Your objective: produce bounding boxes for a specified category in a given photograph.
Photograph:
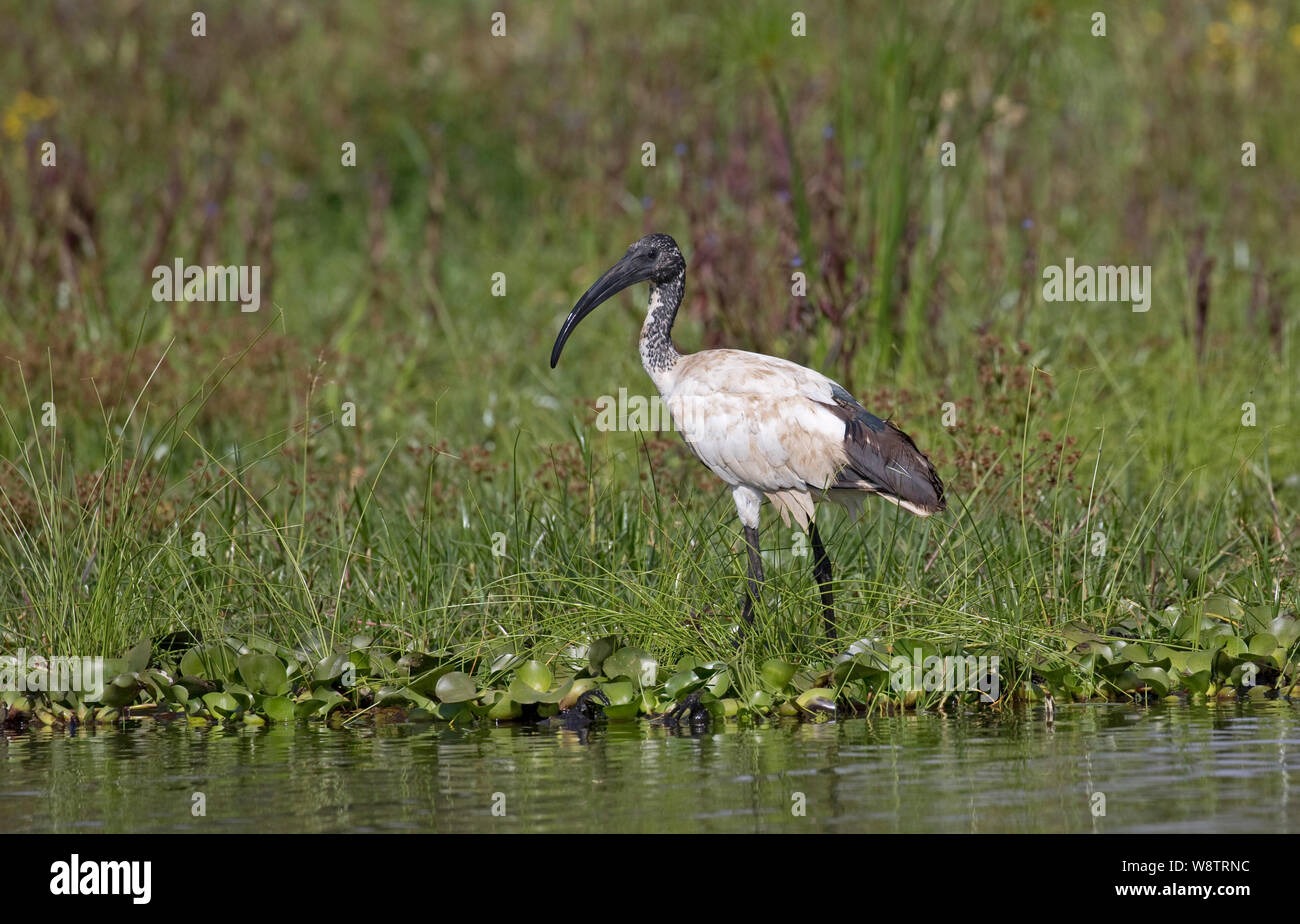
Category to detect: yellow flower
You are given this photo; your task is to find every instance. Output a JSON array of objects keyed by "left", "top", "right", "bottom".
[
  {"left": 2, "top": 91, "right": 59, "bottom": 141},
  {"left": 1289, "top": 24, "right": 1300, "bottom": 49},
  {"left": 1229, "top": 1, "right": 1254, "bottom": 27},
  {"left": 1207, "top": 22, "right": 1231, "bottom": 45}
]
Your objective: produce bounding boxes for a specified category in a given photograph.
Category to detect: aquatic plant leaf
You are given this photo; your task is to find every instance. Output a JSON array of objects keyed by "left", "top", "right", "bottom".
[
  {"left": 760, "top": 658, "right": 797, "bottom": 691},
  {"left": 181, "top": 643, "right": 237, "bottom": 680},
  {"left": 517, "top": 660, "right": 553, "bottom": 692},
  {"left": 795, "top": 687, "right": 836, "bottom": 714},
  {"left": 1133, "top": 667, "right": 1171, "bottom": 696},
  {"left": 586, "top": 636, "right": 618, "bottom": 675},
  {"left": 100, "top": 674, "right": 141, "bottom": 708},
  {"left": 601, "top": 702, "right": 639, "bottom": 720},
  {"left": 125, "top": 638, "right": 152, "bottom": 674},
  {"left": 237, "top": 654, "right": 289, "bottom": 694},
  {"left": 600, "top": 681, "right": 636, "bottom": 706},
  {"left": 1269, "top": 615, "right": 1300, "bottom": 648},
  {"left": 663, "top": 668, "right": 704, "bottom": 699},
  {"left": 202, "top": 691, "right": 240, "bottom": 717},
  {"left": 558, "top": 678, "right": 600, "bottom": 711},
  {"left": 261, "top": 696, "right": 297, "bottom": 721},
  {"left": 1182, "top": 671, "right": 1212, "bottom": 695},
  {"left": 603, "top": 647, "right": 657, "bottom": 686},
  {"left": 313, "top": 652, "right": 351, "bottom": 684},
  {"left": 434, "top": 671, "right": 477, "bottom": 703},
  {"left": 294, "top": 699, "right": 326, "bottom": 718}
]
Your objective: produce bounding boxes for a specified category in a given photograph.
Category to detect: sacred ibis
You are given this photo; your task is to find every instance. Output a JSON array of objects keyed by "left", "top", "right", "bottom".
[{"left": 550, "top": 233, "right": 945, "bottom": 639}]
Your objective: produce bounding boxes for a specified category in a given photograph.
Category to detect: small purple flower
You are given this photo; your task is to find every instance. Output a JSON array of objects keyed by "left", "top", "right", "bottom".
[
  {"left": 791, "top": 256, "right": 803, "bottom": 267},
  {"left": 674, "top": 142, "right": 687, "bottom": 156},
  {"left": 1021, "top": 218, "right": 1034, "bottom": 229},
  {"left": 641, "top": 195, "right": 653, "bottom": 209},
  {"left": 823, "top": 124, "right": 834, "bottom": 139}
]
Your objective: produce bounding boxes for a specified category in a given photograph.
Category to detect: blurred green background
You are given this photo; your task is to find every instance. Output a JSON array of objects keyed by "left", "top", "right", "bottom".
[{"left": 0, "top": 1, "right": 1296, "bottom": 666}]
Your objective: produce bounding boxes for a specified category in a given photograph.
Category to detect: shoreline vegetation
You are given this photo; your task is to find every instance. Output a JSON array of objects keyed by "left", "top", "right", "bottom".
[{"left": 3, "top": 3, "right": 1297, "bottom": 730}]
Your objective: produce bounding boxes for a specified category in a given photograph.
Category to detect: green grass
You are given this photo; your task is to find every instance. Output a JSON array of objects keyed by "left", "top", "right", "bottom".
[{"left": 1, "top": 0, "right": 1298, "bottom": 723}]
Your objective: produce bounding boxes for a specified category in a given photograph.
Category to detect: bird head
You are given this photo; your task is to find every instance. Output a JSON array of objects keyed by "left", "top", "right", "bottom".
[{"left": 550, "top": 233, "right": 685, "bottom": 368}]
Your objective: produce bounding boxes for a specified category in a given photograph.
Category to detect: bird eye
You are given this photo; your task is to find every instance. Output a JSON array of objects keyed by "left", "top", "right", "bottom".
[{"left": 647, "top": 248, "right": 658, "bottom": 260}]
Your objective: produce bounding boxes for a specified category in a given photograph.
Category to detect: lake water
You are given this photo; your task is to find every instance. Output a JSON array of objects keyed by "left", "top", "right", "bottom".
[{"left": 2, "top": 702, "right": 1297, "bottom": 833}]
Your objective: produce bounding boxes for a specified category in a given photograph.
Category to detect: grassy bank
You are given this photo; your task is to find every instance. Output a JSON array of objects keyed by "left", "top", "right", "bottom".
[{"left": 2, "top": 1, "right": 1298, "bottom": 725}]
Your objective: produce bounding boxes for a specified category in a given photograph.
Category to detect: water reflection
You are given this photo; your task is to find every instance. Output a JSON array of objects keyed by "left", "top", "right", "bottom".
[{"left": 1, "top": 702, "right": 1296, "bottom": 833}]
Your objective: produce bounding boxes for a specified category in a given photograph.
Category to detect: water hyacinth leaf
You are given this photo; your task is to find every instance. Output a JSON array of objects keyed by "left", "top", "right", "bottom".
[
  {"left": 100, "top": 674, "right": 141, "bottom": 709},
  {"left": 294, "top": 699, "right": 326, "bottom": 718},
  {"left": 600, "top": 702, "right": 640, "bottom": 720},
  {"left": 237, "top": 653, "right": 289, "bottom": 694},
  {"left": 1182, "top": 671, "right": 1212, "bottom": 696},
  {"left": 1186, "top": 650, "right": 1215, "bottom": 674},
  {"left": 1133, "top": 667, "right": 1171, "bottom": 696},
  {"left": 600, "top": 681, "right": 636, "bottom": 706},
  {"left": 1247, "top": 633, "right": 1278, "bottom": 656},
  {"left": 703, "top": 667, "right": 731, "bottom": 697},
  {"left": 795, "top": 687, "right": 836, "bottom": 715},
  {"left": 261, "top": 696, "right": 297, "bottom": 721},
  {"left": 558, "top": 678, "right": 600, "bottom": 711},
  {"left": 1243, "top": 605, "right": 1275, "bottom": 634},
  {"left": 430, "top": 702, "right": 472, "bottom": 722},
  {"left": 125, "top": 638, "right": 152, "bottom": 674},
  {"left": 434, "top": 671, "right": 477, "bottom": 704},
  {"left": 664, "top": 668, "right": 704, "bottom": 700},
  {"left": 313, "top": 652, "right": 352, "bottom": 685},
  {"left": 1269, "top": 615, "right": 1300, "bottom": 648},
  {"left": 1201, "top": 594, "right": 1244, "bottom": 622},
  {"left": 586, "top": 636, "right": 618, "bottom": 675},
  {"left": 202, "top": 691, "right": 240, "bottom": 717},
  {"left": 791, "top": 670, "right": 819, "bottom": 693},
  {"left": 485, "top": 695, "right": 521, "bottom": 721},
  {"left": 760, "top": 658, "right": 797, "bottom": 691},
  {"left": 181, "top": 643, "right": 237, "bottom": 680},
  {"left": 167, "top": 684, "right": 189, "bottom": 706},
  {"left": 603, "top": 647, "right": 657, "bottom": 686},
  {"left": 489, "top": 651, "right": 526, "bottom": 675},
  {"left": 746, "top": 689, "right": 774, "bottom": 712},
  {"left": 408, "top": 662, "right": 457, "bottom": 695},
  {"left": 517, "top": 660, "right": 554, "bottom": 693}
]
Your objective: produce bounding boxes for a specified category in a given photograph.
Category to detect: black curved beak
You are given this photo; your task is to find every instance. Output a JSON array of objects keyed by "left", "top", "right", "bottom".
[{"left": 550, "top": 253, "right": 652, "bottom": 368}]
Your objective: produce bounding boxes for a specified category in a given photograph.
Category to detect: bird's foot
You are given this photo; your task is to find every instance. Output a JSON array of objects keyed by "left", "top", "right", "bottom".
[{"left": 663, "top": 691, "right": 710, "bottom": 728}]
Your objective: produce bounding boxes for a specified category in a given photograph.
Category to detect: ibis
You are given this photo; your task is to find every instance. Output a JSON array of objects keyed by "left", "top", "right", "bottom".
[{"left": 550, "top": 233, "right": 945, "bottom": 639}]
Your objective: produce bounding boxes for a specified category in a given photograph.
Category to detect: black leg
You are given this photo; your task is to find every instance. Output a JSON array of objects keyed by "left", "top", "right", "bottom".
[
  {"left": 741, "top": 524, "right": 763, "bottom": 625},
  {"left": 809, "top": 521, "right": 835, "bottom": 640}
]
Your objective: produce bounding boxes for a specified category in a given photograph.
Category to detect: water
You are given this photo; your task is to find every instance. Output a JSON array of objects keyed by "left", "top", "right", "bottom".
[{"left": 2, "top": 703, "right": 1298, "bottom": 833}]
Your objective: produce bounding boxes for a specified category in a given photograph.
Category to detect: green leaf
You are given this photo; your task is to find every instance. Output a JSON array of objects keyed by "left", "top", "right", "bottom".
[
  {"left": 1133, "top": 667, "right": 1171, "bottom": 696},
  {"left": 181, "top": 643, "right": 237, "bottom": 680},
  {"left": 516, "top": 660, "right": 553, "bottom": 693},
  {"left": 202, "top": 691, "right": 240, "bottom": 717},
  {"left": 261, "top": 696, "right": 296, "bottom": 721},
  {"left": 125, "top": 638, "right": 152, "bottom": 674},
  {"left": 313, "top": 652, "right": 352, "bottom": 684},
  {"left": 760, "top": 658, "right": 797, "bottom": 691},
  {"left": 603, "top": 647, "right": 657, "bottom": 686},
  {"left": 663, "top": 668, "right": 704, "bottom": 700},
  {"left": 587, "top": 636, "right": 618, "bottom": 675},
  {"left": 600, "top": 681, "right": 636, "bottom": 706},
  {"left": 100, "top": 674, "right": 141, "bottom": 709},
  {"left": 795, "top": 687, "right": 836, "bottom": 715},
  {"left": 237, "top": 653, "right": 289, "bottom": 694},
  {"left": 434, "top": 671, "right": 477, "bottom": 704}
]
